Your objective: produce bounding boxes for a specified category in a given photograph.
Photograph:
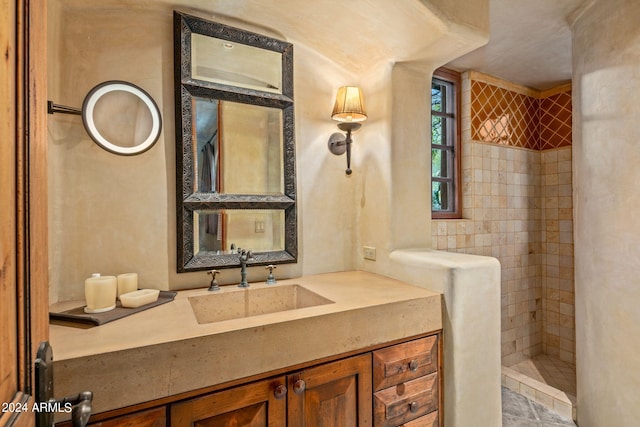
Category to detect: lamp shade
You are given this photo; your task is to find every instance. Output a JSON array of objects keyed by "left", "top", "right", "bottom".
[{"left": 331, "top": 86, "right": 367, "bottom": 122}]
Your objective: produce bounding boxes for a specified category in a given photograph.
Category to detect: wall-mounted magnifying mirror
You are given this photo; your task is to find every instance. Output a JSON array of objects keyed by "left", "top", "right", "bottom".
[{"left": 48, "top": 80, "right": 162, "bottom": 156}]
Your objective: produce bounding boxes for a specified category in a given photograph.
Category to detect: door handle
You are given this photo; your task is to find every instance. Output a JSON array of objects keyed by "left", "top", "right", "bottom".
[{"left": 35, "top": 341, "right": 93, "bottom": 427}]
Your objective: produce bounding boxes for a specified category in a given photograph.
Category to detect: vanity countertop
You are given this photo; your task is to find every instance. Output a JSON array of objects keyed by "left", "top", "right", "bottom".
[{"left": 49, "top": 271, "right": 442, "bottom": 416}]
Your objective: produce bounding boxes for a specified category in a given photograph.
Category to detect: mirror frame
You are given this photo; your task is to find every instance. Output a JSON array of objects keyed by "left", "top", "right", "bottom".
[
  {"left": 82, "top": 80, "right": 162, "bottom": 156},
  {"left": 174, "top": 11, "right": 297, "bottom": 272}
]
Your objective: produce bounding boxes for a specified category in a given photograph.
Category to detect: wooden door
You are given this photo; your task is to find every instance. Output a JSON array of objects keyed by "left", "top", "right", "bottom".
[
  {"left": 0, "top": 0, "right": 49, "bottom": 425},
  {"left": 287, "top": 354, "right": 372, "bottom": 427},
  {"left": 170, "top": 377, "right": 287, "bottom": 426}
]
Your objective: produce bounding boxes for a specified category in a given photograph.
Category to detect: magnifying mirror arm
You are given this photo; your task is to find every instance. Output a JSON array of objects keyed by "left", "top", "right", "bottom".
[{"left": 47, "top": 100, "right": 81, "bottom": 115}]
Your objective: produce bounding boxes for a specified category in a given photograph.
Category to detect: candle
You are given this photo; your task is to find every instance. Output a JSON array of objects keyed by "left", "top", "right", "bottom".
[
  {"left": 117, "top": 273, "right": 138, "bottom": 297},
  {"left": 84, "top": 275, "right": 117, "bottom": 313}
]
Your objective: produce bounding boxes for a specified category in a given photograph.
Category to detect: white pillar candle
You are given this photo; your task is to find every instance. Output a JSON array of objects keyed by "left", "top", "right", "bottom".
[
  {"left": 117, "top": 273, "right": 138, "bottom": 297},
  {"left": 84, "top": 275, "right": 117, "bottom": 313}
]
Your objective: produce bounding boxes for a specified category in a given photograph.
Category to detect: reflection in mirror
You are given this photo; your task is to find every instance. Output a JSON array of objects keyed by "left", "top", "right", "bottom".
[
  {"left": 192, "top": 33, "right": 283, "bottom": 94},
  {"left": 194, "top": 209, "right": 285, "bottom": 254},
  {"left": 193, "top": 97, "right": 284, "bottom": 195},
  {"left": 194, "top": 97, "right": 219, "bottom": 193},
  {"left": 93, "top": 90, "right": 153, "bottom": 147}
]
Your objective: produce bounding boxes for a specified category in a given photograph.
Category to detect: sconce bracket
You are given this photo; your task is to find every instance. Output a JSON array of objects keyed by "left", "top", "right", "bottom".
[
  {"left": 336, "top": 122, "right": 362, "bottom": 133},
  {"left": 328, "top": 132, "right": 347, "bottom": 155},
  {"left": 328, "top": 122, "right": 362, "bottom": 156},
  {"left": 328, "top": 122, "right": 361, "bottom": 175}
]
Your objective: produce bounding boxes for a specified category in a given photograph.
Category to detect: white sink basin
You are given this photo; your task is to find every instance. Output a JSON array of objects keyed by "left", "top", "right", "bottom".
[{"left": 188, "top": 284, "right": 334, "bottom": 324}]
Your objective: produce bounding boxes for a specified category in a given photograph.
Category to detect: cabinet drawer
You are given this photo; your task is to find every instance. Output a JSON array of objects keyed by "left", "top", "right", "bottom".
[
  {"left": 373, "top": 373, "right": 438, "bottom": 427},
  {"left": 373, "top": 335, "right": 438, "bottom": 391},
  {"left": 400, "top": 410, "right": 438, "bottom": 427}
]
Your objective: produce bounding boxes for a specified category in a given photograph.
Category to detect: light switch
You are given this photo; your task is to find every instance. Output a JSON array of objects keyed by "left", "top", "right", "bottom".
[{"left": 363, "top": 246, "right": 376, "bottom": 261}]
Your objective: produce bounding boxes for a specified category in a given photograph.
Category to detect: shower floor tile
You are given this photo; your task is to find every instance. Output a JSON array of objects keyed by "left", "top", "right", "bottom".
[
  {"left": 502, "top": 387, "right": 577, "bottom": 426},
  {"left": 509, "top": 354, "right": 576, "bottom": 395}
]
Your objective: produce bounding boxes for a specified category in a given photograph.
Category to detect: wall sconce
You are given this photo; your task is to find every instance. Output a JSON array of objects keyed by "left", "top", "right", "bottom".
[{"left": 328, "top": 86, "right": 367, "bottom": 175}]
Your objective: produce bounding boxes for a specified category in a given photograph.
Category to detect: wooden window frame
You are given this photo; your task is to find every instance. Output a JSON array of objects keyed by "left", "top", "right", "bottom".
[{"left": 431, "top": 67, "right": 462, "bottom": 219}]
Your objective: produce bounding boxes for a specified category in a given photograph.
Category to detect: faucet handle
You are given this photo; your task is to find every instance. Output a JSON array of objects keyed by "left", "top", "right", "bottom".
[
  {"left": 239, "top": 249, "right": 254, "bottom": 262},
  {"left": 207, "top": 270, "right": 221, "bottom": 291},
  {"left": 265, "top": 265, "right": 277, "bottom": 285}
]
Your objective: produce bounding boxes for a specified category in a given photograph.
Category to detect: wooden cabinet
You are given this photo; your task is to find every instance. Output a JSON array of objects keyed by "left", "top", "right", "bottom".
[
  {"left": 59, "top": 333, "right": 441, "bottom": 427},
  {"left": 372, "top": 336, "right": 440, "bottom": 427},
  {"left": 67, "top": 407, "right": 167, "bottom": 427},
  {"left": 170, "top": 376, "right": 287, "bottom": 426},
  {"left": 170, "top": 354, "right": 371, "bottom": 427},
  {"left": 287, "top": 353, "right": 372, "bottom": 426}
]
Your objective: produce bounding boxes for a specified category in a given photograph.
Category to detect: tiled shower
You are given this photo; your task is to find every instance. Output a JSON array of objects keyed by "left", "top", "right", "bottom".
[{"left": 431, "top": 71, "right": 576, "bottom": 417}]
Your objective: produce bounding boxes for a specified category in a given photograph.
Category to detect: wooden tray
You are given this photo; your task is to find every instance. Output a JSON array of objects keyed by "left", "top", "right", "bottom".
[{"left": 49, "top": 291, "right": 177, "bottom": 327}]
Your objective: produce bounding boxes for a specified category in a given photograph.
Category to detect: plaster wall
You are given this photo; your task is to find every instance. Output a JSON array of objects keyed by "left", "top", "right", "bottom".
[
  {"left": 46, "top": 2, "right": 501, "bottom": 425},
  {"left": 47, "top": 0, "right": 489, "bottom": 302},
  {"left": 47, "top": 4, "right": 360, "bottom": 301},
  {"left": 390, "top": 249, "right": 502, "bottom": 427},
  {"left": 572, "top": 0, "right": 640, "bottom": 425}
]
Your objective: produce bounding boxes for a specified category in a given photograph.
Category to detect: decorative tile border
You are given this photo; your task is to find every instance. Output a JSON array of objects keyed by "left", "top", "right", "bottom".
[
  {"left": 540, "top": 92, "right": 572, "bottom": 150},
  {"left": 471, "top": 81, "right": 540, "bottom": 149},
  {"left": 469, "top": 72, "right": 571, "bottom": 151}
]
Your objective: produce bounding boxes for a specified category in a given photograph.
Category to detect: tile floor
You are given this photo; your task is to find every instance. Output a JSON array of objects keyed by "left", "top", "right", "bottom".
[
  {"left": 503, "top": 354, "right": 577, "bottom": 420},
  {"left": 502, "top": 386, "right": 577, "bottom": 426},
  {"left": 510, "top": 354, "right": 576, "bottom": 396}
]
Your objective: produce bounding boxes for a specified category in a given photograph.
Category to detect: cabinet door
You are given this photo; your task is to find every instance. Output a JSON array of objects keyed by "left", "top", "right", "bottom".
[
  {"left": 288, "top": 354, "right": 372, "bottom": 427},
  {"left": 87, "top": 407, "right": 166, "bottom": 427},
  {"left": 170, "top": 376, "right": 287, "bottom": 427}
]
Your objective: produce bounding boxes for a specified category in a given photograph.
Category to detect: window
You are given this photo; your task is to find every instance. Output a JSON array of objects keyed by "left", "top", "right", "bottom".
[{"left": 431, "top": 68, "right": 461, "bottom": 219}]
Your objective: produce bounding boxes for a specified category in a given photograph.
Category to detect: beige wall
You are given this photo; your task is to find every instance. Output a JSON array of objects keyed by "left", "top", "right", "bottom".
[
  {"left": 573, "top": 0, "right": 640, "bottom": 425},
  {"left": 47, "top": 1, "right": 489, "bottom": 302},
  {"left": 47, "top": 4, "right": 358, "bottom": 301}
]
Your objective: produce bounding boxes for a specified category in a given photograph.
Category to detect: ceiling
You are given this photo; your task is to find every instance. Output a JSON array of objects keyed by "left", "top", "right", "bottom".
[
  {"left": 446, "top": 0, "right": 589, "bottom": 91},
  {"left": 54, "top": 0, "right": 589, "bottom": 91}
]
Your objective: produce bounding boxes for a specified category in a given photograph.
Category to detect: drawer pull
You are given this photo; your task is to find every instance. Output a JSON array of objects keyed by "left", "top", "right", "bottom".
[
  {"left": 273, "top": 384, "right": 287, "bottom": 399},
  {"left": 409, "top": 401, "right": 419, "bottom": 413},
  {"left": 293, "top": 379, "right": 306, "bottom": 395},
  {"left": 408, "top": 359, "right": 419, "bottom": 372}
]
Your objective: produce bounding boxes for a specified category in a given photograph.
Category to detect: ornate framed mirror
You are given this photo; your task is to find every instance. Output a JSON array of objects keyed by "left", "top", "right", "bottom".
[{"left": 174, "top": 11, "right": 297, "bottom": 272}]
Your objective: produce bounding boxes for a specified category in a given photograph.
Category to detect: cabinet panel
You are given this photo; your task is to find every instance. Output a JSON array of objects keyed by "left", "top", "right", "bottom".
[
  {"left": 400, "top": 411, "right": 438, "bottom": 427},
  {"left": 58, "top": 407, "right": 167, "bottom": 427},
  {"left": 59, "top": 334, "right": 441, "bottom": 427},
  {"left": 373, "top": 373, "right": 438, "bottom": 427},
  {"left": 86, "top": 407, "right": 166, "bottom": 427},
  {"left": 372, "top": 336, "right": 438, "bottom": 392},
  {"left": 170, "top": 376, "right": 287, "bottom": 427},
  {"left": 288, "top": 353, "right": 372, "bottom": 427}
]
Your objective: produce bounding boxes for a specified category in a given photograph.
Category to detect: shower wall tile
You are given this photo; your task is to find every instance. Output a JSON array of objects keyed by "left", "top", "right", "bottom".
[
  {"left": 433, "top": 137, "right": 544, "bottom": 367},
  {"left": 432, "top": 71, "right": 575, "bottom": 367},
  {"left": 541, "top": 147, "right": 575, "bottom": 364}
]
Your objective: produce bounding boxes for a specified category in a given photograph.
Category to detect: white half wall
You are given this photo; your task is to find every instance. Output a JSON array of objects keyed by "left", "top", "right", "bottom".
[{"left": 390, "top": 249, "right": 501, "bottom": 427}]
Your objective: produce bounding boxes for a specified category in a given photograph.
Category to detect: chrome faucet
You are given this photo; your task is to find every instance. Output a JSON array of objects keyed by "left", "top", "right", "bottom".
[{"left": 238, "top": 249, "right": 254, "bottom": 288}]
